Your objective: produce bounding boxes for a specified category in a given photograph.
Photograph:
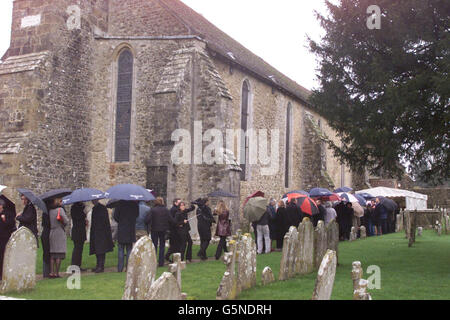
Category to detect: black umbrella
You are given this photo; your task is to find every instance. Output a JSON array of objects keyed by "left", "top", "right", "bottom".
[
  {"left": 105, "top": 184, "right": 155, "bottom": 201},
  {"left": 357, "top": 192, "right": 375, "bottom": 200},
  {"left": 379, "top": 197, "right": 398, "bottom": 212},
  {"left": 334, "top": 186, "right": 353, "bottom": 193},
  {"left": 17, "top": 188, "right": 48, "bottom": 213},
  {"left": 0, "top": 194, "right": 16, "bottom": 216},
  {"left": 207, "top": 189, "right": 238, "bottom": 198},
  {"left": 106, "top": 199, "right": 121, "bottom": 209},
  {"left": 40, "top": 188, "right": 72, "bottom": 201},
  {"left": 62, "top": 188, "right": 106, "bottom": 205}
]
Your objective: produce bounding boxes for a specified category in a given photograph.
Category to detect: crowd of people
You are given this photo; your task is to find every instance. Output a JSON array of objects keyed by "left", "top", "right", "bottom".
[{"left": 0, "top": 189, "right": 399, "bottom": 280}]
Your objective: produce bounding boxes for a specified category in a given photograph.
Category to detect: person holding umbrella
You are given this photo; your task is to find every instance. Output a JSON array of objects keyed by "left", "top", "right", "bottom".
[
  {"left": 48, "top": 197, "right": 69, "bottom": 278},
  {"left": 214, "top": 200, "right": 231, "bottom": 260},
  {"left": 164, "top": 198, "right": 181, "bottom": 263},
  {"left": 0, "top": 198, "right": 16, "bottom": 280},
  {"left": 286, "top": 198, "right": 303, "bottom": 229},
  {"left": 274, "top": 200, "right": 288, "bottom": 250},
  {"left": 256, "top": 205, "right": 272, "bottom": 255},
  {"left": 16, "top": 193, "right": 38, "bottom": 242},
  {"left": 195, "top": 198, "right": 215, "bottom": 261},
  {"left": 90, "top": 199, "right": 114, "bottom": 273},
  {"left": 174, "top": 201, "right": 196, "bottom": 262},
  {"left": 70, "top": 202, "right": 88, "bottom": 271}
]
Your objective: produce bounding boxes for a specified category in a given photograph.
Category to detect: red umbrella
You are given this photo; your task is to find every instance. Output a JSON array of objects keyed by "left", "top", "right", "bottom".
[
  {"left": 287, "top": 193, "right": 307, "bottom": 202},
  {"left": 313, "top": 193, "right": 341, "bottom": 202},
  {"left": 297, "top": 197, "right": 319, "bottom": 216},
  {"left": 243, "top": 191, "right": 265, "bottom": 206}
]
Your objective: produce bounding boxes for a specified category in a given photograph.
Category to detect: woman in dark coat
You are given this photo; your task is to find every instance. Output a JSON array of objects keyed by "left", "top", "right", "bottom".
[
  {"left": 196, "top": 198, "right": 215, "bottom": 261},
  {"left": 113, "top": 200, "right": 139, "bottom": 272},
  {"left": 175, "top": 201, "right": 196, "bottom": 262},
  {"left": 214, "top": 200, "right": 231, "bottom": 260},
  {"left": 0, "top": 199, "right": 16, "bottom": 280},
  {"left": 274, "top": 200, "right": 288, "bottom": 250},
  {"left": 71, "top": 202, "right": 87, "bottom": 271},
  {"left": 16, "top": 194, "right": 38, "bottom": 243},
  {"left": 41, "top": 200, "right": 52, "bottom": 278},
  {"left": 90, "top": 200, "right": 114, "bottom": 273},
  {"left": 286, "top": 199, "right": 302, "bottom": 229}
]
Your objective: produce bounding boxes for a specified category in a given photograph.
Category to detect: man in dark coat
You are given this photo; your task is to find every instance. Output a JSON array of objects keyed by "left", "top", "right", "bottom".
[
  {"left": 41, "top": 200, "right": 52, "bottom": 278},
  {"left": 113, "top": 200, "right": 139, "bottom": 272},
  {"left": 174, "top": 201, "right": 196, "bottom": 262},
  {"left": 165, "top": 198, "right": 181, "bottom": 262},
  {"left": 90, "top": 200, "right": 114, "bottom": 273},
  {"left": 313, "top": 199, "right": 326, "bottom": 227},
  {"left": 334, "top": 202, "right": 347, "bottom": 240},
  {"left": 0, "top": 199, "right": 16, "bottom": 280},
  {"left": 267, "top": 199, "right": 277, "bottom": 252},
  {"left": 195, "top": 198, "right": 215, "bottom": 261},
  {"left": 16, "top": 194, "right": 38, "bottom": 239},
  {"left": 70, "top": 202, "right": 87, "bottom": 271},
  {"left": 286, "top": 199, "right": 302, "bottom": 229}
]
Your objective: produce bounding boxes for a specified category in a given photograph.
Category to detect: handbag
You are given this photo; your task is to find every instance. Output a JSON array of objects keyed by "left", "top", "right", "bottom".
[{"left": 56, "top": 208, "right": 62, "bottom": 221}]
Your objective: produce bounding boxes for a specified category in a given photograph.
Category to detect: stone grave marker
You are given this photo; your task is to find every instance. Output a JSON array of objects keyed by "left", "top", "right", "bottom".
[
  {"left": 168, "top": 253, "right": 185, "bottom": 291},
  {"left": 216, "top": 240, "right": 238, "bottom": 300},
  {"left": 314, "top": 221, "right": 328, "bottom": 269},
  {"left": 351, "top": 261, "right": 372, "bottom": 300},
  {"left": 360, "top": 226, "right": 367, "bottom": 239},
  {"left": 298, "top": 217, "right": 314, "bottom": 275},
  {"left": 122, "top": 236, "right": 157, "bottom": 300},
  {"left": 0, "top": 227, "right": 37, "bottom": 294},
  {"left": 261, "top": 267, "right": 275, "bottom": 286},
  {"left": 311, "top": 249, "right": 337, "bottom": 300},
  {"left": 279, "top": 226, "right": 299, "bottom": 280},
  {"left": 350, "top": 226, "right": 357, "bottom": 241},
  {"left": 146, "top": 272, "right": 182, "bottom": 300},
  {"left": 236, "top": 233, "right": 257, "bottom": 291},
  {"left": 417, "top": 227, "right": 423, "bottom": 237},
  {"left": 445, "top": 215, "right": 450, "bottom": 234},
  {"left": 326, "top": 219, "right": 339, "bottom": 265}
]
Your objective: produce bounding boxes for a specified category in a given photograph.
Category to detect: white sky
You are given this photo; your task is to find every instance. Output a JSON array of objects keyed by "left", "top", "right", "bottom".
[{"left": 0, "top": 0, "right": 329, "bottom": 90}]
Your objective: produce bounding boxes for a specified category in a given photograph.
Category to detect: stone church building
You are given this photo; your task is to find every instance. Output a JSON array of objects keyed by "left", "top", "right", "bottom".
[{"left": 0, "top": 0, "right": 356, "bottom": 230}]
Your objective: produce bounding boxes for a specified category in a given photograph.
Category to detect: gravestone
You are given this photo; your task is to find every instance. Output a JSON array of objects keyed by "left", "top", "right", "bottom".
[
  {"left": 122, "top": 236, "right": 157, "bottom": 300},
  {"left": 311, "top": 249, "right": 337, "bottom": 300},
  {"left": 236, "top": 234, "right": 257, "bottom": 291},
  {"left": 279, "top": 226, "right": 299, "bottom": 280},
  {"left": 298, "top": 217, "right": 314, "bottom": 274},
  {"left": 146, "top": 272, "right": 182, "bottom": 300},
  {"left": 436, "top": 221, "right": 442, "bottom": 236},
  {"left": 0, "top": 227, "right": 37, "bottom": 294},
  {"left": 396, "top": 212, "right": 404, "bottom": 232},
  {"left": 351, "top": 261, "right": 363, "bottom": 291},
  {"left": 351, "top": 261, "right": 372, "bottom": 300},
  {"left": 326, "top": 219, "right": 339, "bottom": 265},
  {"left": 406, "top": 211, "right": 417, "bottom": 247},
  {"left": 360, "top": 226, "right": 367, "bottom": 239},
  {"left": 350, "top": 227, "right": 357, "bottom": 241},
  {"left": 417, "top": 227, "right": 423, "bottom": 237},
  {"left": 168, "top": 253, "right": 185, "bottom": 292},
  {"left": 445, "top": 215, "right": 450, "bottom": 234},
  {"left": 261, "top": 267, "right": 275, "bottom": 286},
  {"left": 216, "top": 241, "right": 238, "bottom": 300},
  {"left": 314, "top": 221, "right": 328, "bottom": 269}
]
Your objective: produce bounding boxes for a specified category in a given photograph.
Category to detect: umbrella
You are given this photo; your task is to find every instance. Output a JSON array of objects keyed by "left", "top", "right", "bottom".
[
  {"left": 243, "top": 191, "right": 265, "bottom": 206},
  {"left": 296, "top": 196, "right": 319, "bottom": 216},
  {"left": 207, "top": 189, "right": 238, "bottom": 198},
  {"left": 354, "top": 194, "right": 368, "bottom": 207},
  {"left": 334, "top": 186, "right": 353, "bottom": 193},
  {"left": 287, "top": 193, "right": 307, "bottom": 202},
  {"left": 106, "top": 199, "right": 121, "bottom": 209},
  {"left": 0, "top": 194, "right": 16, "bottom": 216},
  {"left": 316, "top": 193, "right": 341, "bottom": 202},
  {"left": 105, "top": 184, "right": 156, "bottom": 201},
  {"left": 379, "top": 197, "right": 398, "bottom": 212},
  {"left": 40, "top": 188, "right": 72, "bottom": 201},
  {"left": 309, "top": 188, "right": 333, "bottom": 198},
  {"left": 338, "top": 192, "right": 359, "bottom": 203},
  {"left": 352, "top": 202, "right": 365, "bottom": 218},
  {"left": 17, "top": 188, "right": 48, "bottom": 213},
  {"left": 282, "top": 190, "right": 309, "bottom": 199},
  {"left": 357, "top": 192, "right": 375, "bottom": 200},
  {"left": 62, "top": 188, "right": 106, "bottom": 205},
  {"left": 243, "top": 197, "right": 268, "bottom": 222}
]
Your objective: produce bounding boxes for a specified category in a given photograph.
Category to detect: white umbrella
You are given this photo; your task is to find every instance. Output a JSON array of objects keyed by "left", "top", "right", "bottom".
[{"left": 337, "top": 192, "right": 359, "bottom": 203}]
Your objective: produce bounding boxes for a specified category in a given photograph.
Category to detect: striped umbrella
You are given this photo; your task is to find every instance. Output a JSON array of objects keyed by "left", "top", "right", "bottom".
[{"left": 296, "top": 196, "right": 319, "bottom": 216}]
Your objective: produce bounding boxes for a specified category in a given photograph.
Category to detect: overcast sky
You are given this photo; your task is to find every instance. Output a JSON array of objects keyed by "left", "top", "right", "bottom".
[{"left": 0, "top": 0, "right": 329, "bottom": 90}]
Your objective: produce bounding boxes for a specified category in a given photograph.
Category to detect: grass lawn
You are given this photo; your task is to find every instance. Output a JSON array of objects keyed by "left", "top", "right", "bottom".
[{"left": 7, "top": 230, "right": 450, "bottom": 300}]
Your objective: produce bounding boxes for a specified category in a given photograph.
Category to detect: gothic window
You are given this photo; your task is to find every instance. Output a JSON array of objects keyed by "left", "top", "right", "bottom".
[
  {"left": 240, "top": 80, "right": 250, "bottom": 181},
  {"left": 285, "top": 103, "right": 293, "bottom": 188},
  {"left": 115, "top": 49, "right": 133, "bottom": 162}
]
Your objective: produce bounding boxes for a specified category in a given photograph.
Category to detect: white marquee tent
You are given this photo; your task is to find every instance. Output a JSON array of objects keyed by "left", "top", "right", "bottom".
[{"left": 356, "top": 186, "right": 428, "bottom": 210}]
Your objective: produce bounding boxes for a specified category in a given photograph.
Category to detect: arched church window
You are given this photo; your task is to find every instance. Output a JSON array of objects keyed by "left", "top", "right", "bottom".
[{"left": 115, "top": 49, "right": 133, "bottom": 162}]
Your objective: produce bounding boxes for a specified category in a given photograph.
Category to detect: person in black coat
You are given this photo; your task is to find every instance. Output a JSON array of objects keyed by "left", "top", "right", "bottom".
[
  {"left": 145, "top": 197, "right": 176, "bottom": 267},
  {"left": 0, "top": 199, "right": 16, "bottom": 280},
  {"left": 174, "top": 201, "right": 196, "bottom": 262},
  {"left": 41, "top": 199, "right": 52, "bottom": 278},
  {"left": 113, "top": 200, "right": 139, "bottom": 272},
  {"left": 90, "top": 200, "right": 114, "bottom": 273},
  {"left": 16, "top": 194, "right": 38, "bottom": 241},
  {"left": 274, "top": 200, "right": 288, "bottom": 250},
  {"left": 286, "top": 199, "right": 303, "bottom": 229},
  {"left": 164, "top": 198, "right": 181, "bottom": 263},
  {"left": 195, "top": 198, "right": 215, "bottom": 261},
  {"left": 70, "top": 202, "right": 87, "bottom": 271},
  {"left": 313, "top": 199, "right": 326, "bottom": 227}
]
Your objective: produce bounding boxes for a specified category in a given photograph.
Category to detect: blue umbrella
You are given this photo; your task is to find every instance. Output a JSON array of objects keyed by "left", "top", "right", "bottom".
[
  {"left": 338, "top": 192, "right": 358, "bottom": 203},
  {"left": 62, "top": 188, "right": 106, "bottom": 205},
  {"left": 17, "top": 188, "right": 48, "bottom": 213},
  {"left": 282, "top": 190, "right": 310, "bottom": 199},
  {"left": 354, "top": 194, "right": 368, "bottom": 207},
  {"left": 357, "top": 192, "right": 375, "bottom": 200},
  {"left": 334, "top": 187, "right": 353, "bottom": 193},
  {"left": 309, "top": 188, "right": 333, "bottom": 198},
  {"left": 105, "top": 184, "right": 156, "bottom": 201},
  {"left": 40, "top": 188, "right": 72, "bottom": 201}
]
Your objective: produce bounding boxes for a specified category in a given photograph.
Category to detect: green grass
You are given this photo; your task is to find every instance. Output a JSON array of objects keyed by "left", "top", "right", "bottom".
[{"left": 8, "top": 230, "right": 450, "bottom": 300}]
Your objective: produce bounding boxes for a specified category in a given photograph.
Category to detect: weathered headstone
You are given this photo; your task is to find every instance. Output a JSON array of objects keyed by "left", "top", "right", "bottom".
[
  {"left": 298, "top": 217, "right": 315, "bottom": 274},
  {"left": 326, "top": 219, "right": 339, "bottom": 265},
  {"left": 350, "top": 226, "right": 357, "bottom": 241},
  {"left": 351, "top": 261, "right": 363, "bottom": 291},
  {"left": 146, "top": 272, "right": 182, "bottom": 300},
  {"left": 0, "top": 227, "right": 37, "bottom": 294},
  {"left": 360, "top": 226, "right": 367, "bottom": 239},
  {"left": 279, "top": 226, "right": 299, "bottom": 280},
  {"left": 314, "top": 221, "right": 328, "bottom": 269},
  {"left": 396, "top": 212, "right": 404, "bottom": 232},
  {"left": 445, "top": 215, "right": 450, "bottom": 234},
  {"left": 351, "top": 261, "right": 372, "bottom": 300},
  {"left": 236, "top": 233, "right": 257, "bottom": 291},
  {"left": 261, "top": 267, "right": 275, "bottom": 286},
  {"left": 311, "top": 249, "right": 337, "bottom": 300},
  {"left": 122, "top": 236, "right": 157, "bottom": 300},
  {"left": 216, "top": 241, "right": 238, "bottom": 300},
  {"left": 436, "top": 221, "right": 442, "bottom": 236},
  {"left": 168, "top": 253, "right": 185, "bottom": 291},
  {"left": 417, "top": 227, "right": 423, "bottom": 237}
]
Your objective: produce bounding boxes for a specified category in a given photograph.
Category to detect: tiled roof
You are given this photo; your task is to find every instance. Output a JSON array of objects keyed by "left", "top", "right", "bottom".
[{"left": 158, "top": 0, "right": 312, "bottom": 105}]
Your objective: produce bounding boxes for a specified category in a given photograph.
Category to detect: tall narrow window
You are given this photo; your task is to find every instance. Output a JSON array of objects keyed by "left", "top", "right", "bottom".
[
  {"left": 240, "top": 81, "right": 250, "bottom": 181},
  {"left": 115, "top": 49, "right": 133, "bottom": 162},
  {"left": 285, "top": 103, "right": 292, "bottom": 188}
]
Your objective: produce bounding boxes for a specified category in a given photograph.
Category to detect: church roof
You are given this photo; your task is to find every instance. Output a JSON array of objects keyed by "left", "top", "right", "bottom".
[
  {"left": 0, "top": 51, "right": 50, "bottom": 75},
  {"left": 158, "top": 0, "right": 312, "bottom": 105}
]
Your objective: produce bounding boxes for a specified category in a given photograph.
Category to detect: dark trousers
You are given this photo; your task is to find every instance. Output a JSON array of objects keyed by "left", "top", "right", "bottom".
[
  {"left": 215, "top": 236, "right": 228, "bottom": 259},
  {"left": 0, "top": 237, "right": 8, "bottom": 280},
  {"left": 380, "top": 219, "right": 388, "bottom": 235},
  {"left": 71, "top": 241, "right": 84, "bottom": 267},
  {"left": 96, "top": 253, "right": 105, "bottom": 270},
  {"left": 198, "top": 239, "right": 210, "bottom": 260},
  {"left": 118, "top": 243, "right": 133, "bottom": 272},
  {"left": 41, "top": 235, "right": 51, "bottom": 278},
  {"left": 276, "top": 238, "right": 283, "bottom": 249},
  {"left": 151, "top": 231, "right": 166, "bottom": 267},
  {"left": 165, "top": 230, "right": 180, "bottom": 260},
  {"left": 179, "top": 231, "right": 192, "bottom": 262}
]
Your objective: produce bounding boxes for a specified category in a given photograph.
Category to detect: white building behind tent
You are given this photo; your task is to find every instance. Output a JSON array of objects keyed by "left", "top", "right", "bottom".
[{"left": 356, "top": 187, "right": 428, "bottom": 210}]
